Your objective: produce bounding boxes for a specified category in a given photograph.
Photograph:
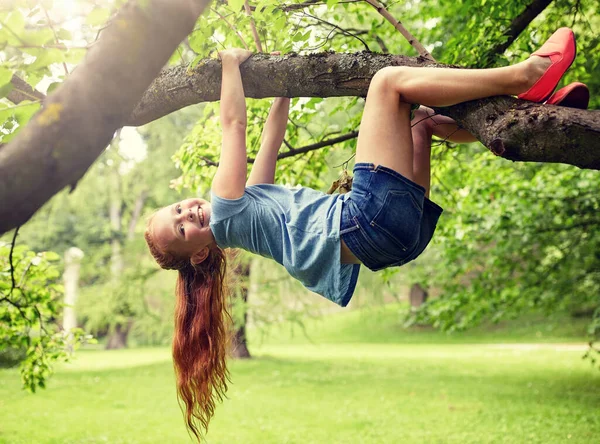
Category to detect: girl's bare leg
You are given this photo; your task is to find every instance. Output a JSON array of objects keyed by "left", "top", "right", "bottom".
[
  {"left": 414, "top": 106, "right": 477, "bottom": 144},
  {"left": 411, "top": 115, "right": 433, "bottom": 196},
  {"left": 355, "top": 58, "right": 551, "bottom": 181},
  {"left": 411, "top": 106, "right": 479, "bottom": 196}
]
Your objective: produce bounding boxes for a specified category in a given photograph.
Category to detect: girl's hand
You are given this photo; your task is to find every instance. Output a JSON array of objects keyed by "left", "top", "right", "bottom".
[{"left": 219, "top": 48, "right": 253, "bottom": 64}]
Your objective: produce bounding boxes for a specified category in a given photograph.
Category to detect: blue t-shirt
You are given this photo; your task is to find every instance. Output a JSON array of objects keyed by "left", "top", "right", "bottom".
[{"left": 209, "top": 185, "right": 360, "bottom": 306}]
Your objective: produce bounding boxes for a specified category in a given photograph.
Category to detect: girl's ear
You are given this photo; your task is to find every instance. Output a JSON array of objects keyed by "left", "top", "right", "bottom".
[{"left": 190, "top": 247, "right": 209, "bottom": 266}]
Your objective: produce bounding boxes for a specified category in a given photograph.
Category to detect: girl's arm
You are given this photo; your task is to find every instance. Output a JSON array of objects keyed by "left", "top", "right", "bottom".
[
  {"left": 246, "top": 97, "right": 290, "bottom": 186},
  {"left": 212, "top": 49, "right": 253, "bottom": 199}
]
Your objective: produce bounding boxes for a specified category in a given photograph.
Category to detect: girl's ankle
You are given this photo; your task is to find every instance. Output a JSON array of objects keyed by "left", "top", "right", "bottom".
[{"left": 511, "top": 61, "right": 537, "bottom": 96}]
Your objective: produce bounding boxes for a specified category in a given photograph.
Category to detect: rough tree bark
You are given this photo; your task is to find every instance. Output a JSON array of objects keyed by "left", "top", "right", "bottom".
[
  {"left": 128, "top": 52, "right": 599, "bottom": 167},
  {"left": 0, "top": 0, "right": 210, "bottom": 235}
]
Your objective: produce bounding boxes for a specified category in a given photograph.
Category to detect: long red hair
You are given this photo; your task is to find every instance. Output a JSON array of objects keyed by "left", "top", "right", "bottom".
[{"left": 145, "top": 221, "right": 231, "bottom": 440}]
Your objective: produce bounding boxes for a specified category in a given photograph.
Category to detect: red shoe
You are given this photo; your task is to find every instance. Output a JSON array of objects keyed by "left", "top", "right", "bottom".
[
  {"left": 518, "top": 27, "right": 577, "bottom": 103},
  {"left": 545, "top": 82, "right": 589, "bottom": 109}
]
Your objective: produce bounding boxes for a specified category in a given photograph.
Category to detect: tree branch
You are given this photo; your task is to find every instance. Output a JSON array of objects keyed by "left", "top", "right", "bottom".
[
  {"left": 431, "top": 97, "right": 600, "bottom": 169},
  {"left": 0, "top": 0, "right": 210, "bottom": 235},
  {"left": 1, "top": 29, "right": 598, "bottom": 235},
  {"left": 126, "top": 52, "right": 599, "bottom": 174},
  {"left": 243, "top": 0, "right": 263, "bottom": 52},
  {"left": 483, "top": 0, "right": 555, "bottom": 67},
  {"left": 42, "top": 5, "right": 70, "bottom": 76},
  {"left": 198, "top": 130, "right": 359, "bottom": 166},
  {"left": 273, "top": 130, "right": 358, "bottom": 161},
  {"left": 212, "top": 8, "right": 249, "bottom": 50},
  {"left": 362, "top": 0, "right": 435, "bottom": 61},
  {"left": 129, "top": 52, "right": 435, "bottom": 125},
  {"left": 9, "top": 226, "right": 20, "bottom": 292}
]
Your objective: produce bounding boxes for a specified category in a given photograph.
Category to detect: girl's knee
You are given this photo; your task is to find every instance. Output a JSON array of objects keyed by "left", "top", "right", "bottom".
[{"left": 370, "top": 66, "right": 411, "bottom": 93}]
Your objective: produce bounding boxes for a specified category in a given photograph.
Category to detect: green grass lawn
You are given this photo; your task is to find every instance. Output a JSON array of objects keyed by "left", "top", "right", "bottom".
[
  {"left": 1, "top": 308, "right": 598, "bottom": 443},
  {"left": 249, "top": 303, "right": 593, "bottom": 346}
]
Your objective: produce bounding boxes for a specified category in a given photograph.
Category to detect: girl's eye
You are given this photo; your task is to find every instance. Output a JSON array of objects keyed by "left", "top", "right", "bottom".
[
  {"left": 179, "top": 224, "right": 185, "bottom": 236},
  {"left": 176, "top": 204, "right": 181, "bottom": 214}
]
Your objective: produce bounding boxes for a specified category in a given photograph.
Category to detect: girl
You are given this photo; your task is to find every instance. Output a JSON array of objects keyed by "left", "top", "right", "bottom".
[{"left": 145, "top": 28, "right": 576, "bottom": 437}]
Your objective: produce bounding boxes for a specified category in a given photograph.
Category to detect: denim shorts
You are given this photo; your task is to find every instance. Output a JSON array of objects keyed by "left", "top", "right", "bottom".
[{"left": 340, "top": 163, "right": 443, "bottom": 271}]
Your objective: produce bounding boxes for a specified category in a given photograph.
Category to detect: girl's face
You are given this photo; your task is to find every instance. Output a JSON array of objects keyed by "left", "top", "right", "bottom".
[{"left": 153, "top": 198, "right": 215, "bottom": 262}]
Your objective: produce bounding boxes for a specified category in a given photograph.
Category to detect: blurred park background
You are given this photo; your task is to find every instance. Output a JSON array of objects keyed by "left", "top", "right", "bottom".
[{"left": 1, "top": 0, "right": 599, "bottom": 442}]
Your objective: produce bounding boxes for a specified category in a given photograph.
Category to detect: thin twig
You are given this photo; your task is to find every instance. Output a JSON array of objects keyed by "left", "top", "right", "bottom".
[
  {"left": 333, "top": 152, "right": 356, "bottom": 168},
  {"left": 199, "top": 155, "right": 218, "bottom": 167},
  {"left": 571, "top": 0, "right": 581, "bottom": 28},
  {"left": 212, "top": 8, "right": 249, "bottom": 50},
  {"left": 14, "top": 44, "right": 87, "bottom": 50},
  {"left": 411, "top": 111, "right": 441, "bottom": 128},
  {"left": 33, "top": 305, "right": 50, "bottom": 335},
  {"left": 9, "top": 226, "right": 20, "bottom": 291},
  {"left": 244, "top": 0, "right": 263, "bottom": 52},
  {"left": 274, "top": 131, "right": 358, "bottom": 161},
  {"left": 362, "top": 0, "right": 435, "bottom": 61},
  {"left": 432, "top": 171, "right": 459, "bottom": 206},
  {"left": 1, "top": 100, "right": 42, "bottom": 111},
  {"left": 483, "top": 0, "right": 554, "bottom": 67},
  {"left": 251, "top": 0, "right": 362, "bottom": 12},
  {"left": 0, "top": 20, "right": 28, "bottom": 46},
  {"left": 42, "top": 6, "right": 69, "bottom": 75},
  {"left": 2, "top": 296, "right": 30, "bottom": 323},
  {"left": 199, "top": 131, "right": 359, "bottom": 167},
  {"left": 300, "top": 12, "right": 370, "bottom": 51}
]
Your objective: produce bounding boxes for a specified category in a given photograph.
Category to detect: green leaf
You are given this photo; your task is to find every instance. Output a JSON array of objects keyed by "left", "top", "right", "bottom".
[
  {"left": 189, "top": 54, "right": 203, "bottom": 70},
  {"left": 0, "top": 66, "right": 12, "bottom": 87},
  {"left": 0, "top": 82, "right": 12, "bottom": 99},
  {"left": 228, "top": 0, "right": 245, "bottom": 12},
  {"left": 273, "top": 16, "right": 286, "bottom": 32},
  {"left": 0, "top": 102, "right": 13, "bottom": 122},
  {"left": 56, "top": 28, "right": 71, "bottom": 40},
  {"left": 25, "top": 48, "right": 66, "bottom": 71},
  {"left": 42, "top": 251, "right": 60, "bottom": 261},
  {"left": 292, "top": 32, "right": 307, "bottom": 42},
  {"left": 86, "top": 7, "right": 110, "bottom": 27},
  {"left": 187, "top": 30, "right": 203, "bottom": 54},
  {"left": 13, "top": 101, "right": 40, "bottom": 125},
  {"left": 46, "top": 81, "right": 61, "bottom": 94}
]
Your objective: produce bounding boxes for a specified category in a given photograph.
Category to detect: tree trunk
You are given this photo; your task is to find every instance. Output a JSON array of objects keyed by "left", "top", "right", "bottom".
[
  {"left": 63, "top": 247, "right": 85, "bottom": 351},
  {"left": 409, "top": 283, "right": 428, "bottom": 308},
  {"left": 230, "top": 259, "right": 251, "bottom": 359},
  {"left": 105, "top": 322, "right": 132, "bottom": 350},
  {"left": 106, "top": 150, "right": 128, "bottom": 350},
  {"left": 127, "top": 189, "right": 148, "bottom": 241},
  {"left": 109, "top": 161, "right": 124, "bottom": 278}
]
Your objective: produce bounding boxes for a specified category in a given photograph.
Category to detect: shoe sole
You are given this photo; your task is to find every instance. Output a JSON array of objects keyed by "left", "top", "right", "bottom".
[{"left": 540, "top": 32, "right": 577, "bottom": 103}]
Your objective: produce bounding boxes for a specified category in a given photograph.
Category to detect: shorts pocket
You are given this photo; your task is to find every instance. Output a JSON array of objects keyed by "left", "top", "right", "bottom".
[{"left": 370, "top": 190, "right": 421, "bottom": 253}]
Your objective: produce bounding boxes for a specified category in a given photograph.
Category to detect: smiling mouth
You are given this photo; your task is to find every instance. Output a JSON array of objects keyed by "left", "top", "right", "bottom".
[{"left": 197, "top": 206, "right": 204, "bottom": 227}]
